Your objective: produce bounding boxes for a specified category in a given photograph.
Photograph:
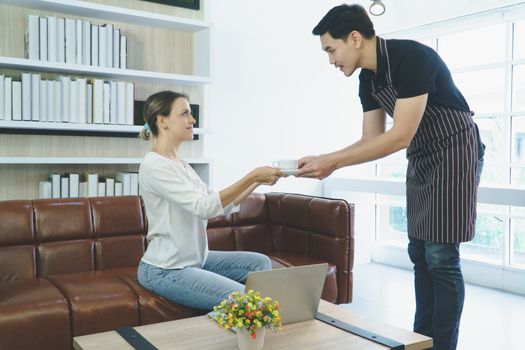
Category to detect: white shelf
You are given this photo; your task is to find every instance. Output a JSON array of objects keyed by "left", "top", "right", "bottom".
[
  {"left": 0, "top": 56, "right": 211, "bottom": 85},
  {"left": 0, "top": 0, "right": 211, "bottom": 32},
  {"left": 0, "top": 120, "right": 212, "bottom": 134},
  {"left": 0, "top": 157, "right": 212, "bottom": 164}
]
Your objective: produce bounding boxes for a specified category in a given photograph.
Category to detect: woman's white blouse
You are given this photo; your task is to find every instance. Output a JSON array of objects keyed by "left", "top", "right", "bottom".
[{"left": 138, "top": 152, "right": 239, "bottom": 269}]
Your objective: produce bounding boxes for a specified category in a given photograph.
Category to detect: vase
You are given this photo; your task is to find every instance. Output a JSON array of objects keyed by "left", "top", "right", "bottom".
[{"left": 236, "top": 327, "right": 266, "bottom": 350}]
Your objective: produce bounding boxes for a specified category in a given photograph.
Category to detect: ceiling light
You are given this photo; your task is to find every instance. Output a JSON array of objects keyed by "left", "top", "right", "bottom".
[{"left": 369, "top": 0, "right": 386, "bottom": 16}]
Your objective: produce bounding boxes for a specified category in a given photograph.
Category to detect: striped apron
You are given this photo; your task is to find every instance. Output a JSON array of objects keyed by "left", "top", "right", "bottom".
[{"left": 371, "top": 38, "right": 479, "bottom": 243}]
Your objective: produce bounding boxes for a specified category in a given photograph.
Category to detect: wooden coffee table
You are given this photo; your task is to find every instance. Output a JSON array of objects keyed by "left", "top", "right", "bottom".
[{"left": 73, "top": 300, "right": 432, "bottom": 350}]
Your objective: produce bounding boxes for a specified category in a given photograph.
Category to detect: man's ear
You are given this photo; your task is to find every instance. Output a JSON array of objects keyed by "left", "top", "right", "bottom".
[{"left": 348, "top": 31, "right": 363, "bottom": 48}]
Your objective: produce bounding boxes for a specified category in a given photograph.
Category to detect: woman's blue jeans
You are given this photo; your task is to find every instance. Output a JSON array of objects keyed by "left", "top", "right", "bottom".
[{"left": 137, "top": 250, "right": 272, "bottom": 311}]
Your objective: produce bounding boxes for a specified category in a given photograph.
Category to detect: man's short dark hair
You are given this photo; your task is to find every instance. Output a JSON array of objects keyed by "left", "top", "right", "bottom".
[{"left": 312, "top": 4, "right": 375, "bottom": 40}]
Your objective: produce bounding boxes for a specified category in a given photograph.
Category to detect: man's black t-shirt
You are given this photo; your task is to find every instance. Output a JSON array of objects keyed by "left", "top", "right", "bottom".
[{"left": 358, "top": 38, "right": 470, "bottom": 113}]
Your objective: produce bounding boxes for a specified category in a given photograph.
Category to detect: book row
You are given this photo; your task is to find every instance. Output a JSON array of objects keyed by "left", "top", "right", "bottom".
[
  {"left": 26, "top": 15, "right": 127, "bottom": 69},
  {"left": 39, "top": 172, "right": 139, "bottom": 199},
  {"left": 0, "top": 74, "right": 135, "bottom": 125}
]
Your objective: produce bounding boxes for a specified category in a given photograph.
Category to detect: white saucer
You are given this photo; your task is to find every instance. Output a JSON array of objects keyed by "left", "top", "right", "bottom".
[{"left": 282, "top": 168, "right": 299, "bottom": 176}]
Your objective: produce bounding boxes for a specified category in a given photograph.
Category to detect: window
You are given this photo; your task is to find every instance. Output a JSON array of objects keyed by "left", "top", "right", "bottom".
[{"left": 375, "top": 9, "right": 525, "bottom": 270}]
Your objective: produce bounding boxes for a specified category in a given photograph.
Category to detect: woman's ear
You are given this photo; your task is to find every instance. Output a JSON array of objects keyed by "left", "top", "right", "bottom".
[{"left": 157, "top": 115, "right": 168, "bottom": 129}]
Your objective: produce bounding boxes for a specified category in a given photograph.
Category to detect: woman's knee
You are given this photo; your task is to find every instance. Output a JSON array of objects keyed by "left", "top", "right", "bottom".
[{"left": 250, "top": 252, "right": 272, "bottom": 271}]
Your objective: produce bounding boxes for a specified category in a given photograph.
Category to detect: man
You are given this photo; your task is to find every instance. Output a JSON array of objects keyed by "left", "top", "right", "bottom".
[{"left": 297, "top": 4, "right": 484, "bottom": 350}]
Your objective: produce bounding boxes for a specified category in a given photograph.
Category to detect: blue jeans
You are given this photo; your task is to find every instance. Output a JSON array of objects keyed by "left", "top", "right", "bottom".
[
  {"left": 137, "top": 250, "right": 272, "bottom": 310},
  {"left": 408, "top": 238, "right": 463, "bottom": 350},
  {"left": 407, "top": 158, "right": 483, "bottom": 350}
]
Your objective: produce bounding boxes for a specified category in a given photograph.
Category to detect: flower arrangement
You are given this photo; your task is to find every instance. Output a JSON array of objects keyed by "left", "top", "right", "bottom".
[{"left": 213, "top": 289, "right": 282, "bottom": 339}]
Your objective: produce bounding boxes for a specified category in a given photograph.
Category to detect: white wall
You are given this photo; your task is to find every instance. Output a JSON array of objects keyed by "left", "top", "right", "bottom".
[{"left": 205, "top": 0, "right": 365, "bottom": 195}]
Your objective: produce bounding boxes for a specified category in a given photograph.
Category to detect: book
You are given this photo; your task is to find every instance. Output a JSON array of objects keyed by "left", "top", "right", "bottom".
[
  {"left": 48, "top": 173, "right": 60, "bottom": 198},
  {"left": 97, "top": 182, "right": 106, "bottom": 196},
  {"left": 116, "top": 172, "right": 131, "bottom": 195},
  {"left": 69, "top": 79, "right": 78, "bottom": 123},
  {"left": 106, "top": 24, "right": 113, "bottom": 70},
  {"left": 130, "top": 172, "right": 138, "bottom": 195},
  {"left": 31, "top": 73, "right": 40, "bottom": 121},
  {"left": 0, "top": 75, "right": 4, "bottom": 120},
  {"left": 120, "top": 35, "right": 127, "bottom": 69},
  {"left": 57, "top": 18, "right": 65, "bottom": 63},
  {"left": 117, "top": 81, "right": 125, "bottom": 124},
  {"left": 92, "top": 79, "right": 104, "bottom": 124},
  {"left": 69, "top": 173, "right": 79, "bottom": 197},
  {"left": 59, "top": 76, "right": 70, "bottom": 122},
  {"left": 79, "top": 181, "right": 88, "bottom": 197},
  {"left": 115, "top": 182, "right": 123, "bottom": 196},
  {"left": 77, "top": 78, "right": 87, "bottom": 124},
  {"left": 65, "top": 18, "right": 75, "bottom": 64},
  {"left": 103, "top": 82, "right": 110, "bottom": 124},
  {"left": 60, "top": 176, "right": 69, "bottom": 198},
  {"left": 26, "top": 15, "right": 39, "bottom": 60},
  {"left": 82, "top": 20, "right": 91, "bottom": 65},
  {"left": 39, "top": 17, "right": 48, "bottom": 61},
  {"left": 4, "top": 77, "right": 11, "bottom": 121},
  {"left": 106, "top": 177, "right": 115, "bottom": 196},
  {"left": 47, "top": 16, "right": 57, "bottom": 62},
  {"left": 91, "top": 25, "right": 99, "bottom": 66},
  {"left": 39, "top": 181, "right": 52, "bottom": 199},
  {"left": 98, "top": 25, "right": 107, "bottom": 67},
  {"left": 75, "top": 19, "right": 82, "bottom": 65},
  {"left": 86, "top": 173, "right": 98, "bottom": 197},
  {"left": 109, "top": 81, "right": 117, "bottom": 124},
  {"left": 126, "top": 82, "right": 134, "bottom": 125},
  {"left": 12, "top": 81, "right": 21, "bottom": 121},
  {"left": 54, "top": 80, "right": 62, "bottom": 122},
  {"left": 40, "top": 80, "right": 47, "bottom": 122},
  {"left": 113, "top": 29, "right": 120, "bottom": 68},
  {"left": 87, "top": 83, "right": 93, "bottom": 124},
  {"left": 21, "top": 73, "right": 31, "bottom": 120},
  {"left": 47, "top": 80, "right": 55, "bottom": 122}
]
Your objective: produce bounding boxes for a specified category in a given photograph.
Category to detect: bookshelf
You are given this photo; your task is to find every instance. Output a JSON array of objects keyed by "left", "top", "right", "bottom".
[{"left": 0, "top": 0, "right": 212, "bottom": 200}]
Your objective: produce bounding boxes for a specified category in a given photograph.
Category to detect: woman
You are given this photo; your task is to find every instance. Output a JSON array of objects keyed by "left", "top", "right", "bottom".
[{"left": 137, "top": 91, "right": 285, "bottom": 310}]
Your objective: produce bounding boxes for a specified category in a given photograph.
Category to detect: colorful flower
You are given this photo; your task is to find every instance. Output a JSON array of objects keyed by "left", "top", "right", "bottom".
[{"left": 213, "top": 289, "right": 282, "bottom": 339}]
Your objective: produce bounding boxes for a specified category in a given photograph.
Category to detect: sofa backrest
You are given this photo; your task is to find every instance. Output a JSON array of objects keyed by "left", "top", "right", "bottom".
[
  {"left": 0, "top": 196, "right": 147, "bottom": 282},
  {"left": 208, "top": 193, "right": 273, "bottom": 252},
  {"left": 208, "top": 192, "right": 354, "bottom": 270}
]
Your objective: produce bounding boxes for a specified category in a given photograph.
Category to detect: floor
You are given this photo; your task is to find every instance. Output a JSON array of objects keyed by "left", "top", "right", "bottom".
[{"left": 340, "top": 263, "right": 525, "bottom": 350}]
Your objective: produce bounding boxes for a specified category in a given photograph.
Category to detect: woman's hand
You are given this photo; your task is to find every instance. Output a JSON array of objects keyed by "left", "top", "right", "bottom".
[{"left": 250, "top": 166, "right": 287, "bottom": 186}]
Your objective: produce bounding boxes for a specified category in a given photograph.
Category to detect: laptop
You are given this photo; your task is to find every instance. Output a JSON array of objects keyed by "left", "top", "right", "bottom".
[{"left": 244, "top": 263, "right": 328, "bottom": 325}]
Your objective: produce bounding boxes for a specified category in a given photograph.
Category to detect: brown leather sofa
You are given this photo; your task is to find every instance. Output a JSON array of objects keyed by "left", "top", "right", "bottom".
[{"left": 0, "top": 192, "right": 354, "bottom": 350}]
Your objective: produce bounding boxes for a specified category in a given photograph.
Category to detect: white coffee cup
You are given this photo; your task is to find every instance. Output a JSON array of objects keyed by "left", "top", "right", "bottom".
[{"left": 272, "top": 159, "right": 298, "bottom": 170}]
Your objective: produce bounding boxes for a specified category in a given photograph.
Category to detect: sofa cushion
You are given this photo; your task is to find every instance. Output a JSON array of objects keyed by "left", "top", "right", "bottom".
[
  {"left": 0, "top": 278, "right": 70, "bottom": 350},
  {"left": 0, "top": 245, "right": 35, "bottom": 282},
  {"left": 95, "top": 235, "right": 144, "bottom": 270},
  {"left": 47, "top": 271, "right": 140, "bottom": 336},
  {"left": 114, "top": 267, "right": 205, "bottom": 325}
]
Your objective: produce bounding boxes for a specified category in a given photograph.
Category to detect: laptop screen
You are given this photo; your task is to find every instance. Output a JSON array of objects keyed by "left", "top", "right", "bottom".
[{"left": 244, "top": 263, "right": 328, "bottom": 325}]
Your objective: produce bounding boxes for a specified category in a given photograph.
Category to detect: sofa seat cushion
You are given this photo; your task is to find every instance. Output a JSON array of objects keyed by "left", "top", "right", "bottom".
[
  {"left": 0, "top": 278, "right": 71, "bottom": 350},
  {"left": 112, "top": 267, "right": 206, "bottom": 324},
  {"left": 47, "top": 271, "right": 140, "bottom": 336},
  {"left": 268, "top": 253, "right": 338, "bottom": 303}
]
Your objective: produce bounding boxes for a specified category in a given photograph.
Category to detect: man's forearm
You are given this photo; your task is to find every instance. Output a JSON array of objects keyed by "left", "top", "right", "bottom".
[{"left": 330, "top": 130, "right": 408, "bottom": 169}]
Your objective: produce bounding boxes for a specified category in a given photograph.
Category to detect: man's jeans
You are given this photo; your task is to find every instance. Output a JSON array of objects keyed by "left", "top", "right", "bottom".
[
  {"left": 137, "top": 250, "right": 271, "bottom": 310},
  {"left": 408, "top": 238, "right": 464, "bottom": 350}
]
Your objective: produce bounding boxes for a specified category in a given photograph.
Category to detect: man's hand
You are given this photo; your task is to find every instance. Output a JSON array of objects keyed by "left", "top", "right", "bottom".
[{"left": 296, "top": 155, "right": 337, "bottom": 179}]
